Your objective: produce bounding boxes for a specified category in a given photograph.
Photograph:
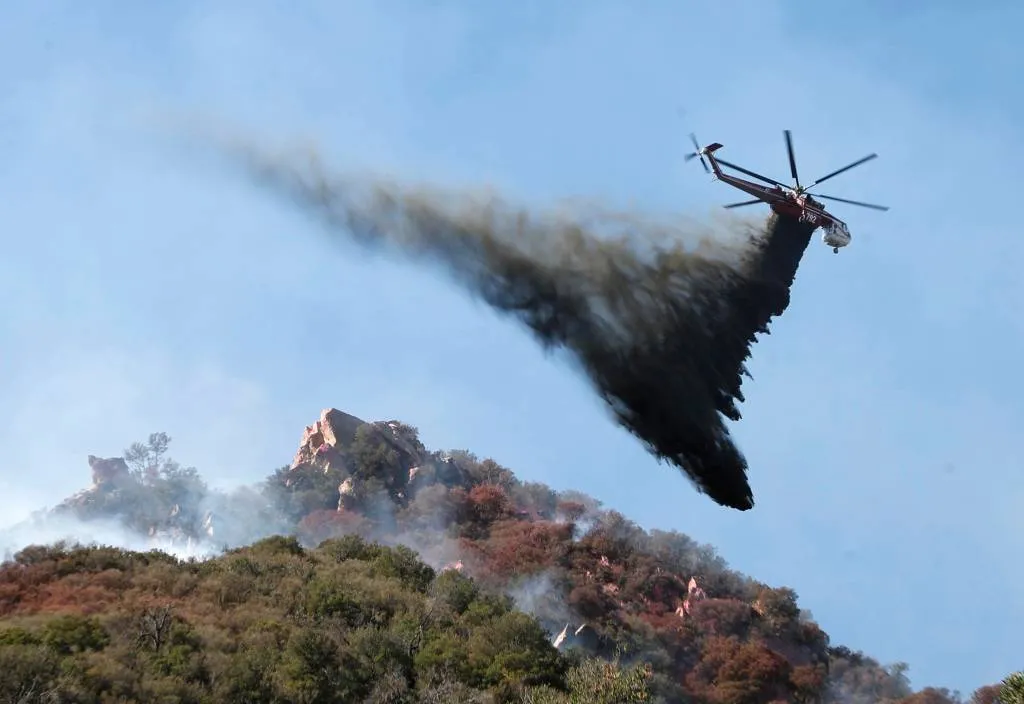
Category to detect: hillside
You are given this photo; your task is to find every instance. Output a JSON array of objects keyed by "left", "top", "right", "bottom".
[{"left": 0, "top": 408, "right": 1013, "bottom": 704}]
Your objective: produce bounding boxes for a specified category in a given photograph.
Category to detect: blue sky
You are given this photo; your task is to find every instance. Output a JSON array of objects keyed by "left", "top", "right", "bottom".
[{"left": 1, "top": 0, "right": 1021, "bottom": 694}]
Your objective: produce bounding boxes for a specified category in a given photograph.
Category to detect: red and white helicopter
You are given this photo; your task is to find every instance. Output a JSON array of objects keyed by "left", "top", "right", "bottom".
[{"left": 686, "top": 130, "right": 888, "bottom": 253}]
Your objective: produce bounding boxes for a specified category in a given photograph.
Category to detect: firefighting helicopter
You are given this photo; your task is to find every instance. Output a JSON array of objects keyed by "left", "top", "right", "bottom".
[{"left": 686, "top": 130, "right": 888, "bottom": 253}]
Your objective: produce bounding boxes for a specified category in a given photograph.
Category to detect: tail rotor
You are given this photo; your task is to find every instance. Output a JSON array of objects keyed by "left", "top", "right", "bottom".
[{"left": 685, "top": 133, "right": 710, "bottom": 173}]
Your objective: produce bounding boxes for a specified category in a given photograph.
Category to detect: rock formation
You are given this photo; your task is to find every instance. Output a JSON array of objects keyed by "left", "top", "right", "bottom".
[
  {"left": 291, "top": 408, "right": 367, "bottom": 472},
  {"left": 289, "top": 408, "right": 450, "bottom": 509},
  {"left": 675, "top": 576, "right": 708, "bottom": 619},
  {"left": 87, "top": 455, "right": 131, "bottom": 489}
]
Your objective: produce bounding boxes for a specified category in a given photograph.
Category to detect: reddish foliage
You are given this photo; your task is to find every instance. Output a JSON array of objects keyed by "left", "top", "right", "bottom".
[
  {"left": 752, "top": 586, "right": 800, "bottom": 636},
  {"left": 687, "top": 635, "right": 792, "bottom": 704},
  {"left": 635, "top": 607, "right": 687, "bottom": 636},
  {"left": 789, "top": 664, "right": 827, "bottom": 703},
  {"left": 634, "top": 571, "right": 688, "bottom": 610},
  {"left": 298, "top": 509, "right": 366, "bottom": 545},
  {"left": 468, "top": 484, "right": 511, "bottom": 521},
  {"left": 0, "top": 580, "right": 24, "bottom": 616},
  {"left": 0, "top": 566, "right": 122, "bottom": 617},
  {"left": 452, "top": 484, "right": 514, "bottom": 537},
  {"left": 568, "top": 582, "right": 618, "bottom": 621},
  {"left": 90, "top": 568, "right": 131, "bottom": 591},
  {"left": 472, "top": 519, "right": 573, "bottom": 577},
  {"left": 0, "top": 563, "right": 59, "bottom": 616},
  {"left": 555, "top": 500, "right": 587, "bottom": 522},
  {"left": 1, "top": 562, "right": 57, "bottom": 592},
  {"left": 796, "top": 620, "right": 828, "bottom": 653},
  {"left": 969, "top": 685, "right": 1003, "bottom": 704},
  {"left": 266, "top": 443, "right": 1014, "bottom": 704},
  {"left": 576, "top": 529, "right": 622, "bottom": 563},
  {"left": 40, "top": 581, "right": 119, "bottom": 615},
  {"left": 688, "top": 598, "right": 754, "bottom": 639},
  {"left": 8, "top": 423, "right": 992, "bottom": 704}
]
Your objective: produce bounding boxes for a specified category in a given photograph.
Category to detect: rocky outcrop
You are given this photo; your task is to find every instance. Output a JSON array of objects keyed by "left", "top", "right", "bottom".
[
  {"left": 291, "top": 408, "right": 367, "bottom": 472},
  {"left": 675, "top": 576, "right": 708, "bottom": 619},
  {"left": 88, "top": 455, "right": 132, "bottom": 489},
  {"left": 37, "top": 452, "right": 219, "bottom": 558},
  {"left": 289, "top": 408, "right": 444, "bottom": 509},
  {"left": 338, "top": 477, "right": 357, "bottom": 511},
  {"left": 406, "top": 454, "right": 470, "bottom": 495}
]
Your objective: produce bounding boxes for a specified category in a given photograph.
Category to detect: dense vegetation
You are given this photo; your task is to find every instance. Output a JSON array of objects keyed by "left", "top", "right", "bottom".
[
  {"left": 0, "top": 537, "right": 653, "bottom": 703},
  {"left": 0, "top": 417, "right": 1017, "bottom": 703}
]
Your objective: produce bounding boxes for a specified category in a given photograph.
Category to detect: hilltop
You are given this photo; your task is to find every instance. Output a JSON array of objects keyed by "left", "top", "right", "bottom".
[{"left": 0, "top": 408, "right": 1011, "bottom": 703}]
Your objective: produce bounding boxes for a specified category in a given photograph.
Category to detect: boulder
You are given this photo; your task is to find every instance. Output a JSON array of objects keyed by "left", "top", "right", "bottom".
[
  {"left": 291, "top": 408, "right": 367, "bottom": 472},
  {"left": 87, "top": 455, "right": 132, "bottom": 489}
]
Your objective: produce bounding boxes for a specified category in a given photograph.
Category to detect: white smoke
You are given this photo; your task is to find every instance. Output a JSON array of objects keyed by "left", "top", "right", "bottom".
[
  {"left": 0, "top": 512, "right": 212, "bottom": 562},
  {"left": 0, "top": 482, "right": 292, "bottom": 564}
]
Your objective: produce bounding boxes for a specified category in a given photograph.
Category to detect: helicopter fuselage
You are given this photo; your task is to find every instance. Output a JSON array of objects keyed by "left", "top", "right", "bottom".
[
  {"left": 702, "top": 149, "right": 852, "bottom": 252},
  {"left": 686, "top": 132, "right": 886, "bottom": 255}
]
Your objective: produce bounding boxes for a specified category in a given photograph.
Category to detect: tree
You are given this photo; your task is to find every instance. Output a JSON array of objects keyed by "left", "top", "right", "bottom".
[
  {"left": 754, "top": 586, "right": 801, "bottom": 636},
  {"left": 279, "top": 630, "right": 354, "bottom": 704},
  {"left": 4, "top": 418, "right": 1008, "bottom": 704},
  {"left": 114, "top": 432, "right": 209, "bottom": 539},
  {"left": 555, "top": 500, "right": 587, "bottom": 523},
  {"left": 971, "top": 684, "right": 1005, "bottom": 704},
  {"left": 135, "top": 605, "right": 175, "bottom": 652},
  {"left": 563, "top": 657, "right": 653, "bottom": 704},
  {"left": 368, "top": 543, "right": 436, "bottom": 594},
  {"left": 462, "top": 611, "right": 565, "bottom": 689},
  {"left": 513, "top": 482, "right": 559, "bottom": 517},
  {"left": 456, "top": 485, "right": 513, "bottom": 538},
  {"left": 1001, "top": 672, "right": 1024, "bottom": 704},
  {"left": 124, "top": 432, "right": 171, "bottom": 480},
  {"left": 476, "top": 520, "right": 573, "bottom": 577},
  {"left": 0, "top": 645, "right": 61, "bottom": 703},
  {"left": 349, "top": 425, "right": 403, "bottom": 489},
  {"left": 688, "top": 599, "right": 754, "bottom": 639},
  {"left": 264, "top": 464, "right": 345, "bottom": 521},
  {"left": 430, "top": 569, "right": 480, "bottom": 615},
  {"left": 790, "top": 664, "right": 827, "bottom": 703},
  {"left": 40, "top": 614, "right": 110, "bottom": 655},
  {"left": 687, "top": 635, "right": 792, "bottom": 704}
]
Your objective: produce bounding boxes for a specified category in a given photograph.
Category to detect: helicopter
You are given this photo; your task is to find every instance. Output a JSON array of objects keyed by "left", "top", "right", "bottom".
[{"left": 686, "top": 130, "right": 888, "bottom": 253}]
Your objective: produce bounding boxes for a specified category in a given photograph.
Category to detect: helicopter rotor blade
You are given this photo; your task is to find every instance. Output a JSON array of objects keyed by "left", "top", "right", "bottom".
[
  {"left": 807, "top": 154, "right": 878, "bottom": 189},
  {"left": 684, "top": 133, "right": 710, "bottom": 172},
  {"left": 722, "top": 199, "right": 764, "bottom": 209},
  {"left": 684, "top": 133, "right": 700, "bottom": 159},
  {"left": 815, "top": 194, "right": 889, "bottom": 211},
  {"left": 784, "top": 130, "right": 800, "bottom": 188},
  {"left": 715, "top": 158, "right": 787, "bottom": 188}
]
